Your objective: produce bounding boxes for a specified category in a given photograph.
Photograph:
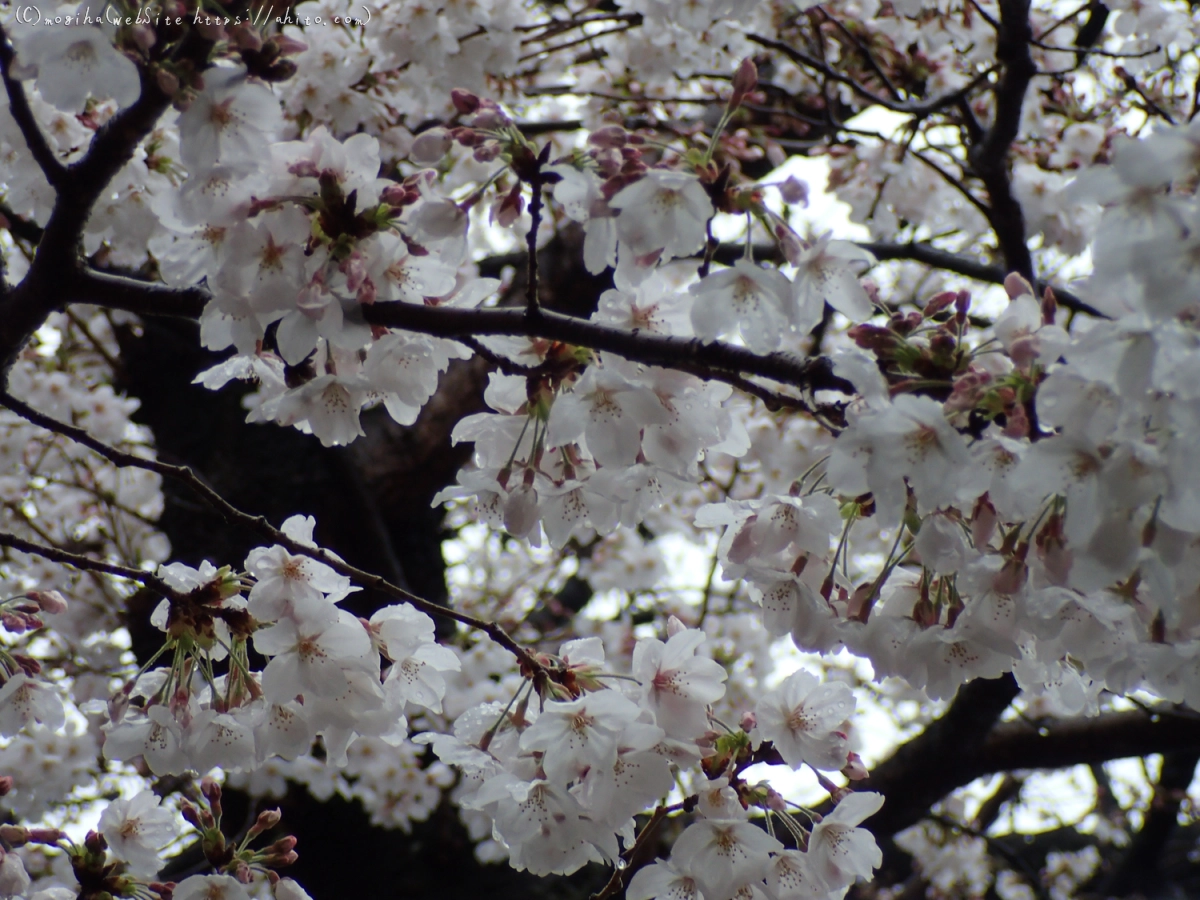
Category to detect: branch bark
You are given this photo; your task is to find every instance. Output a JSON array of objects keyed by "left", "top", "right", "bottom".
[{"left": 968, "top": 0, "right": 1038, "bottom": 283}]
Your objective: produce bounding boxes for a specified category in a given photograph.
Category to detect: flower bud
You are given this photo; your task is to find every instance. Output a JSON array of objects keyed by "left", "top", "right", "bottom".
[
  {"left": 248, "top": 808, "right": 283, "bottom": 840},
  {"left": 450, "top": 88, "right": 481, "bottom": 115},
  {"left": 0, "top": 776, "right": 12, "bottom": 797},
  {"left": 841, "top": 751, "right": 870, "bottom": 781},
  {"left": 588, "top": 125, "right": 628, "bottom": 149},
  {"left": 666, "top": 615, "right": 687, "bottom": 638},
  {"left": 1003, "top": 271, "right": 1034, "bottom": 299},
  {"left": 503, "top": 484, "right": 539, "bottom": 538},
  {"left": 410, "top": 127, "right": 453, "bottom": 166},
  {"left": 0, "top": 825, "right": 26, "bottom": 846},
  {"left": 728, "top": 57, "right": 758, "bottom": 108},
  {"left": 923, "top": 290, "right": 957, "bottom": 318},
  {"left": 739, "top": 711, "right": 757, "bottom": 732},
  {"left": 1041, "top": 286, "right": 1058, "bottom": 325},
  {"left": 778, "top": 175, "right": 808, "bottom": 206},
  {"left": 201, "top": 776, "right": 223, "bottom": 817},
  {"left": 150, "top": 882, "right": 176, "bottom": 900}
]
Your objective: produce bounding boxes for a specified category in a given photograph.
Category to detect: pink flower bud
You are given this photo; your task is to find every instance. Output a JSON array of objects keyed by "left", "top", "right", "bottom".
[
  {"left": 1003, "top": 271, "right": 1034, "bottom": 299},
  {"left": 588, "top": 125, "right": 628, "bottom": 149},
  {"left": 0, "top": 777, "right": 12, "bottom": 797},
  {"left": 778, "top": 175, "right": 808, "bottom": 206},
  {"left": 473, "top": 141, "right": 501, "bottom": 163},
  {"left": 1042, "top": 286, "right": 1058, "bottom": 325},
  {"left": 470, "top": 107, "right": 508, "bottom": 130},
  {"left": 410, "top": 127, "right": 453, "bottom": 166},
  {"left": 841, "top": 751, "right": 870, "bottom": 781},
  {"left": 923, "top": 290, "right": 957, "bottom": 318},
  {"left": 26, "top": 590, "right": 67, "bottom": 615},
  {"left": 739, "top": 711, "right": 757, "bottom": 732},
  {"left": 732, "top": 57, "right": 758, "bottom": 94},
  {"left": 729, "top": 57, "right": 758, "bottom": 109},
  {"left": 451, "top": 88, "right": 481, "bottom": 115},
  {"left": 666, "top": 615, "right": 687, "bottom": 637}
]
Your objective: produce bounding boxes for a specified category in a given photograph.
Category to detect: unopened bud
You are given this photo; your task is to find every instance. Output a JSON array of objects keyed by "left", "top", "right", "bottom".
[
  {"left": 1003, "top": 271, "right": 1034, "bottom": 299},
  {"left": 248, "top": 808, "right": 282, "bottom": 840},
  {"left": 841, "top": 751, "right": 869, "bottom": 781},
  {"left": 201, "top": 776, "right": 222, "bottom": 811},
  {"left": 923, "top": 290, "right": 957, "bottom": 318},
  {"left": 0, "top": 825, "right": 27, "bottom": 846},
  {"left": 473, "top": 141, "right": 501, "bottom": 163},
  {"left": 149, "top": 882, "right": 175, "bottom": 900},
  {"left": 739, "top": 711, "right": 757, "bottom": 732},
  {"left": 0, "top": 777, "right": 12, "bottom": 797},
  {"left": 268, "top": 836, "right": 298, "bottom": 856},
  {"left": 410, "top": 127, "right": 453, "bottom": 166},
  {"left": 1041, "top": 286, "right": 1057, "bottom": 325},
  {"left": 728, "top": 57, "right": 758, "bottom": 108},
  {"left": 666, "top": 615, "right": 687, "bottom": 638},
  {"left": 778, "top": 175, "right": 808, "bottom": 206},
  {"left": 588, "top": 125, "right": 627, "bottom": 149},
  {"left": 84, "top": 830, "right": 107, "bottom": 854},
  {"left": 954, "top": 290, "right": 971, "bottom": 319},
  {"left": 847, "top": 324, "right": 896, "bottom": 352},
  {"left": 450, "top": 88, "right": 481, "bottom": 115},
  {"left": 26, "top": 590, "right": 67, "bottom": 615}
]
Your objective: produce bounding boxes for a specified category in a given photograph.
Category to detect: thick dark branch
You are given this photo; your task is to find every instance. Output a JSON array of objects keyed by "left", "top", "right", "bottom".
[
  {"left": 977, "top": 707, "right": 1200, "bottom": 772},
  {"left": 67, "top": 269, "right": 857, "bottom": 397},
  {"left": 1094, "top": 750, "right": 1200, "bottom": 896},
  {"left": 69, "top": 268, "right": 212, "bottom": 318},
  {"left": 968, "top": 0, "right": 1037, "bottom": 283},
  {"left": 0, "top": 27, "right": 67, "bottom": 188},
  {"left": 0, "top": 65, "right": 176, "bottom": 379},
  {"left": 860, "top": 673, "right": 1021, "bottom": 839}
]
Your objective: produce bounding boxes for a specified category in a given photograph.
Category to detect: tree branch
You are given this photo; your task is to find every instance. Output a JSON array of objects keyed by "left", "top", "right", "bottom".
[
  {"left": 967, "top": 0, "right": 1037, "bottom": 283},
  {"left": 1093, "top": 749, "right": 1200, "bottom": 896},
  {"left": 0, "top": 390, "right": 545, "bottom": 677},
  {"left": 0, "top": 528, "right": 184, "bottom": 600},
  {"left": 0, "top": 26, "right": 67, "bottom": 188},
  {"left": 860, "top": 673, "right": 1021, "bottom": 839},
  {"left": 66, "top": 268, "right": 857, "bottom": 398},
  {"left": 861, "top": 241, "right": 1105, "bottom": 317}
]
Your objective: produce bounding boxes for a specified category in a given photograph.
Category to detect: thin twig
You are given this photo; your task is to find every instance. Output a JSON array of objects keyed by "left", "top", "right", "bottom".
[
  {"left": 0, "top": 391, "right": 545, "bottom": 676},
  {"left": 0, "top": 529, "right": 185, "bottom": 600}
]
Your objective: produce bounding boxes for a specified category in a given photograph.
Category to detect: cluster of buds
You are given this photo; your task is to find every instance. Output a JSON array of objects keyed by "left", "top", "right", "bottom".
[{"left": 180, "top": 780, "right": 297, "bottom": 885}]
